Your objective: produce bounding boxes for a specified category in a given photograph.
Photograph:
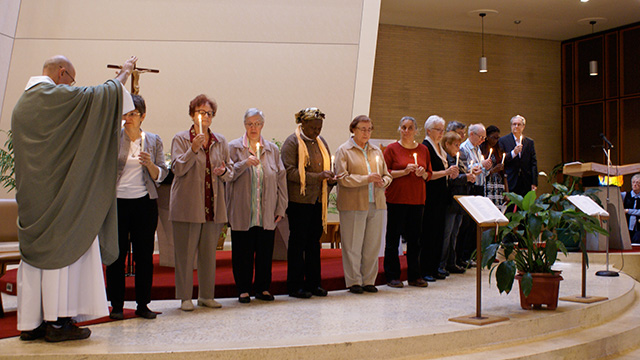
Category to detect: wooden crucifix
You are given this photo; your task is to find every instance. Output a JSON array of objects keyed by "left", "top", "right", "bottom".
[{"left": 107, "top": 64, "right": 159, "bottom": 94}]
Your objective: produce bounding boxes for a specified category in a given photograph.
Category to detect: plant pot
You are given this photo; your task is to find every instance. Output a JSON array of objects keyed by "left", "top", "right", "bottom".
[{"left": 515, "top": 271, "right": 563, "bottom": 310}]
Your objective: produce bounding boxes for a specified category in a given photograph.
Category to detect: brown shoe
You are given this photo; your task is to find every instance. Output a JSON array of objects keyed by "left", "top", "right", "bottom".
[
  {"left": 19, "top": 322, "right": 47, "bottom": 341},
  {"left": 408, "top": 278, "right": 429, "bottom": 287},
  {"left": 387, "top": 279, "right": 404, "bottom": 288},
  {"left": 44, "top": 319, "right": 91, "bottom": 342}
]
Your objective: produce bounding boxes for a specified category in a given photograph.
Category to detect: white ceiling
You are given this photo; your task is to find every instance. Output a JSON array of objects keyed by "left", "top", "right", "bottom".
[{"left": 380, "top": 0, "right": 640, "bottom": 41}]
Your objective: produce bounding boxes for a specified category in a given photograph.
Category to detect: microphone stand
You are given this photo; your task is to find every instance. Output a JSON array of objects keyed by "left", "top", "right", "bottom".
[{"left": 596, "top": 144, "right": 619, "bottom": 277}]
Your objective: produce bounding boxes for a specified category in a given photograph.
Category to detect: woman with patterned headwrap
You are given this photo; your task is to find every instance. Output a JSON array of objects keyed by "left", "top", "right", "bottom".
[{"left": 281, "top": 107, "right": 336, "bottom": 299}]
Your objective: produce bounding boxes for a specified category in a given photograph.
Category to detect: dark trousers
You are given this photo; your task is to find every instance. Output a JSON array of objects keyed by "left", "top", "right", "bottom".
[
  {"left": 231, "top": 227, "right": 275, "bottom": 295},
  {"left": 384, "top": 203, "right": 424, "bottom": 282},
  {"left": 106, "top": 195, "right": 158, "bottom": 310},
  {"left": 286, "top": 201, "right": 322, "bottom": 293}
]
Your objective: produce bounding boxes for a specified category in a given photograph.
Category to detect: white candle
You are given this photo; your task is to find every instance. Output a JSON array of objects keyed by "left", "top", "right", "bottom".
[
  {"left": 519, "top": 135, "right": 523, "bottom": 144},
  {"left": 456, "top": 152, "right": 459, "bottom": 166},
  {"left": 501, "top": 153, "right": 506, "bottom": 164},
  {"left": 331, "top": 155, "right": 335, "bottom": 173},
  {"left": 413, "top": 153, "right": 418, "bottom": 165},
  {"left": 256, "top": 142, "right": 260, "bottom": 155},
  {"left": 198, "top": 114, "right": 203, "bottom": 134},
  {"left": 376, "top": 155, "right": 381, "bottom": 174},
  {"left": 140, "top": 132, "right": 145, "bottom": 153},
  {"left": 488, "top": 148, "right": 493, "bottom": 159}
]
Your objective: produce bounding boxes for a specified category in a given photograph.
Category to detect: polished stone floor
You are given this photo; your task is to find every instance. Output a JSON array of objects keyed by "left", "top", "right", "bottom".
[{"left": 0, "top": 258, "right": 633, "bottom": 359}]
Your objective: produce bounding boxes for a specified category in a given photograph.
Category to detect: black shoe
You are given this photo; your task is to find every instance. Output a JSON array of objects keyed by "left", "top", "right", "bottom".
[
  {"left": 255, "top": 292, "right": 275, "bottom": 301},
  {"left": 446, "top": 265, "right": 466, "bottom": 274},
  {"left": 44, "top": 319, "right": 91, "bottom": 342},
  {"left": 457, "top": 260, "right": 470, "bottom": 268},
  {"left": 363, "top": 285, "right": 378, "bottom": 293},
  {"left": 349, "top": 285, "right": 364, "bottom": 294},
  {"left": 109, "top": 310, "right": 124, "bottom": 320},
  {"left": 135, "top": 306, "right": 157, "bottom": 319},
  {"left": 289, "top": 289, "right": 312, "bottom": 299},
  {"left": 20, "top": 322, "right": 46, "bottom": 341},
  {"left": 438, "top": 268, "right": 450, "bottom": 277},
  {"left": 423, "top": 275, "right": 437, "bottom": 282},
  {"left": 433, "top": 272, "right": 447, "bottom": 280},
  {"left": 239, "top": 295, "right": 251, "bottom": 303},
  {"left": 311, "top": 287, "right": 328, "bottom": 297}
]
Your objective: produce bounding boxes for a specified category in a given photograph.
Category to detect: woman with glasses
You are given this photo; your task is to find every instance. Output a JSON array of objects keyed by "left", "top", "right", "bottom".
[
  {"left": 169, "top": 94, "right": 233, "bottom": 311},
  {"left": 226, "top": 108, "right": 287, "bottom": 303},
  {"left": 382, "top": 116, "right": 431, "bottom": 289},
  {"left": 335, "top": 115, "right": 392, "bottom": 294},
  {"left": 479, "top": 125, "right": 507, "bottom": 208},
  {"left": 421, "top": 116, "right": 459, "bottom": 282},
  {"left": 106, "top": 94, "right": 167, "bottom": 320},
  {"left": 281, "top": 107, "right": 335, "bottom": 299}
]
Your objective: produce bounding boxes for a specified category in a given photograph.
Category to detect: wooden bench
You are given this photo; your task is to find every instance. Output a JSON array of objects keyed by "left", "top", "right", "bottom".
[{"left": 0, "top": 199, "right": 21, "bottom": 317}]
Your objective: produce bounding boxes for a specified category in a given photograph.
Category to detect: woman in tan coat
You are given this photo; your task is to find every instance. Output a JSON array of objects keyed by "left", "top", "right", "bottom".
[
  {"left": 170, "top": 94, "right": 233, "bottom": 311},
  {"left": 226, "top": 108, "right": 287, "bottom": 303},
  {"left": 335, "top": 115, "right": 392, "bottom": 294}
]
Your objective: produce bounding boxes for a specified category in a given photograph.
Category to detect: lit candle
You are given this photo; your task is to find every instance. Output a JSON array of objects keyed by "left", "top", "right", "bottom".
[
  {"left": 256, "top": 142, "right": 260, "bottom": 160},
  {"left": 488, "top": 148, "right": 493, "bottom": 159},
  {"left": 519, "top": 135, "right": 523, "bottom": 144},
  {"left": 456, "top": 151, "right": 459, "bottom": 166},
  {"left": 331, "top": 155, "right": 335, "bottom": 173},
  {"left": 121, "top": 119, "right": 126, "bottom": 128},
  {"left": 413, "top": 153, "right": 418, "bottom": 165},
  {"left": 376, "top": 155, "right": 381, "bottom": 174},
  {"left": 501, "top": 153, "right": 506, "bottom": 164},
  {"left": 198, "top": 114, "right": 203, "bottom": 134},
  {"left": 140, "top": 132, "right": 145, "bottom": 153}
]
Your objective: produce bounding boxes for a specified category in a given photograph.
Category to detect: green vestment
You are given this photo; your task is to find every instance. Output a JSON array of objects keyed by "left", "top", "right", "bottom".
[{"left": 11, "top": 79, "right": 123, "bottom": 269}]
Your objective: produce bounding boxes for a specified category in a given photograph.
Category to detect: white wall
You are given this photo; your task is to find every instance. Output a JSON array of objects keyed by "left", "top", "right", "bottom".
[{"left": 0, "top": 0, "right": 381, "bottom": 198}]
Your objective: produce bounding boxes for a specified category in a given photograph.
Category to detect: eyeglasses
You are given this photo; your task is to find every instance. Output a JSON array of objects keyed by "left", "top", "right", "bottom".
[
  {"left": 473, "top": 133, "right": 486, "bottom": 140},
  {"left": 59, "top": 66, "right": 76, "bottom": 86},
  {"left": 124, "top": 111, "right": 141, "bottom": 117},
  {"left": 195, "top": 110, "right": 214, "bottom": 117},
  {"left": 244, "top": 122, "right": 263, "bottom": 128},
  {"left": 431, "top": 128, "right": 445, "bottom": 133},
  {"left": 356, "top": 127, "right": 373, "bottom": 133}
]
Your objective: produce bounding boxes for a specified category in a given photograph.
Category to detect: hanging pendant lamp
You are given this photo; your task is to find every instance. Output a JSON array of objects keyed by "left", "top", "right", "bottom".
[
  {"left": 589, "top": 20, "right": 598, "bottom": 76},
  {"left": 479, "top": 13, "right": 487, "bottom": 73}
]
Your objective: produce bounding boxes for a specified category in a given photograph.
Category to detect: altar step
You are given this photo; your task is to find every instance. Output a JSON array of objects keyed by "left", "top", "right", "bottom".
[{"left": 437, "top": 284, "right": 640, "bottom": 360}]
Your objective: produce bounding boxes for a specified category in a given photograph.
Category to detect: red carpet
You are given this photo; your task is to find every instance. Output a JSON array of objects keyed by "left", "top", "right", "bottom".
[{"left": 1, "top": 249, "right": 406, "bottom": 300}]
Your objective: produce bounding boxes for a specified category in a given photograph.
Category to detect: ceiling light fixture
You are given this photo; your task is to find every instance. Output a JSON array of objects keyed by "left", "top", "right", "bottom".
[
  {"left": 589, "top": 20, "right": 598, "bottom": 76},
  {"left": 479, "top": 13, "right": 487, "bottom": 73}
]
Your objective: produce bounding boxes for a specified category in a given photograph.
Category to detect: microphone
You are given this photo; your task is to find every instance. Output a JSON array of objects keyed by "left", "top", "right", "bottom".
[{"left": 600, "top": 133, "right": 614, "bottom": 149}]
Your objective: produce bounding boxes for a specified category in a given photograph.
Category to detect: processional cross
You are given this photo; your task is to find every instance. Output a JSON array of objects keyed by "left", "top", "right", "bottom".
[{"left": 106, "top": 64, "right": 160, "bottom": 94}]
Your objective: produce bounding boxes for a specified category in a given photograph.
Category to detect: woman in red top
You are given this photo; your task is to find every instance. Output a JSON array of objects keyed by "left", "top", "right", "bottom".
[{"left": 383, "top": 116, "right": 432, "bottom": 288}]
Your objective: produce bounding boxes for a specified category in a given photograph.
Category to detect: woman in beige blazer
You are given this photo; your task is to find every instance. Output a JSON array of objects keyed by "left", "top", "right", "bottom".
[
  {"left": 226, "top": 108, "right": 287, "bottom": 303},
  {"left": 335, "top": 115, "right": 392, "bottom": 294},
  {"left": 169, "top": 94, "right": 233, "bottom": 311}
]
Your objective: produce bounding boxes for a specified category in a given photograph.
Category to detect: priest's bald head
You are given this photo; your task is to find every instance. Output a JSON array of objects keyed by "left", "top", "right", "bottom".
[{"left": 42, "top": 55, "right": 76, "bottom": 86}]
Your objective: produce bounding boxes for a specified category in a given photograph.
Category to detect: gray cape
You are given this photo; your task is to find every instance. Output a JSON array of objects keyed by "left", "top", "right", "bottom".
[{"left": 11, "top": 79, "right": 122, "bottom": 269}]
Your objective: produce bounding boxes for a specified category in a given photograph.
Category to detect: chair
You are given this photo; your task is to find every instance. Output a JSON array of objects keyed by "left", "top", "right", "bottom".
[{"left": 0, "top": 199, "right": 22, "bottom": 317}]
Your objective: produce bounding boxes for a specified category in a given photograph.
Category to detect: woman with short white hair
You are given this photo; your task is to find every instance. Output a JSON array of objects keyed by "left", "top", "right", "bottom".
[{"left": 420, "top": 115, "right": 459, "bottom": 282}]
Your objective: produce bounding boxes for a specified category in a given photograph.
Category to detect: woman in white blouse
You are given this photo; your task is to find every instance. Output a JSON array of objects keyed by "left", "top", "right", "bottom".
[{"left": 106, "top": 94, "right": 167, "bottom": 320}]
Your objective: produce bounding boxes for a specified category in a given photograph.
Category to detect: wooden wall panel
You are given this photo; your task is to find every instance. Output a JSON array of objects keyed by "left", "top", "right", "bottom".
[
  {"left": 606, "top": 33, "right": 619, "bottom": 98},
  {"left": 606, "top": 100, "right": 619, "bottom": 164},
  {"left": 562, "top": 43, "right": 574, "bottom": 105},
  {"left": 621, "top": 25, "right": 640, "bottom": 96},
  {"left": 575, "top": 36, "right": 604, "bottom": 102},
  {"left": 562, "top": 106, "right": 575, "bottom": 162},
  {"left": 576, "top": 103, "right": 604, "bottom": 163},
  {"left": 621, "top": 97, "right": 640, "bottom": 165}
]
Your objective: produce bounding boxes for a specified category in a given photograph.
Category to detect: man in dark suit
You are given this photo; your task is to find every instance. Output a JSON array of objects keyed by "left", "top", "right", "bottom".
[{"left": 498, "top": 115, "right": 538, "bottom": 196}]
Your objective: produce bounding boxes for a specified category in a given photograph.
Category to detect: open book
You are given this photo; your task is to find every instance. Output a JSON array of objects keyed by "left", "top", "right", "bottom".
[
  {"left": 455, "top": 196, "right": 509, "bottom": 225},
  {"left": 566, "top": 195, "right": 609, "bottom": 218}
]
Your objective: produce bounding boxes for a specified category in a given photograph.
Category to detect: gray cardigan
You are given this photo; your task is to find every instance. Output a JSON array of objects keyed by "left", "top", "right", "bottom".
[
  {"left": 169, "top": 129, "right": 233, "bottom": 223},
  {"left": 226, "top": 137, "right": 288, "bottom": 231},
  {"left": 116, "top": 129, "right": 168, "bottom": 199}
]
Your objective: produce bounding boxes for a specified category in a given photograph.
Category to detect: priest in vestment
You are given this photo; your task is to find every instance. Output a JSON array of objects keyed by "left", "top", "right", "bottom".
[{"left": 11, "top": 55, "right": 137, "bottom": 342}]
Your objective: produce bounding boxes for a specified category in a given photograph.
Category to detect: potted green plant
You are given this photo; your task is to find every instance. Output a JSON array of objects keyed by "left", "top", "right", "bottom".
[
  {"left": 481, "top": 186, "right": 608, "bottom": 310},
  {"left": 0, "top": 130, "right": 15, "bottom": 191}
]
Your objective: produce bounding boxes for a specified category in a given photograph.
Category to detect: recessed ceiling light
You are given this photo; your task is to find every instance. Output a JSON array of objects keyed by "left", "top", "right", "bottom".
[{"left": 581, "top": 0, "right": 589, "bottom": 3}]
